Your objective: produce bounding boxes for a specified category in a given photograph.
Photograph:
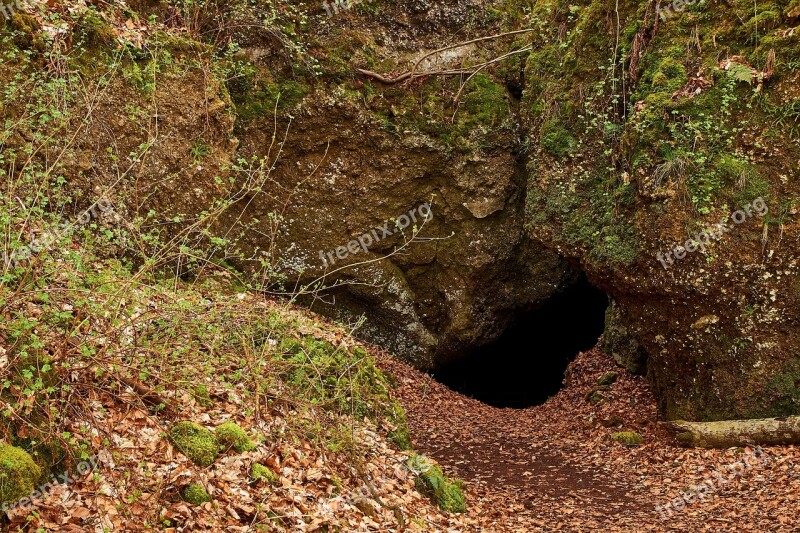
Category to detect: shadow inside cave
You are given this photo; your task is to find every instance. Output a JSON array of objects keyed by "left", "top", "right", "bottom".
[{"left": 432, "top": 277, "right": 608, "bottom": 408}]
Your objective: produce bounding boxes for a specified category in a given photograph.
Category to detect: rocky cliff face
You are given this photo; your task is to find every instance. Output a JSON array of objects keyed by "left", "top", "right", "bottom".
[
  {"left": 4, "top": 0, "right": 799, "bottom": 420},
  {"left": 519, "top": 0, "right": 800, "bottom": 420},
  {"left": 228, "top": 95, "right": 576, "bottom": 369}
]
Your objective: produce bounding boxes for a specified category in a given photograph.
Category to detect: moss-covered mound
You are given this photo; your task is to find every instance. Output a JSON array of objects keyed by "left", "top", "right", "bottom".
[
  {"left": 182, "top": 483, "right": 211, "bottom": 505},
  {"left": 0, "top": 445, "right": 42, "bottom": 504},
  {"left": 251, "top": 463, "right": 279, "bottom": 485},
  {"left": 408, "top": 455, "right": 466, "bottom": 513},
  {"left": 215, "top": 422, "right": 256, "bottom": 453},
  {"left": 169, "top": 422, "right": 219, "bottom": 467},
  {"left": 611, "top": 431, "right": 644, "bottom": 447}
]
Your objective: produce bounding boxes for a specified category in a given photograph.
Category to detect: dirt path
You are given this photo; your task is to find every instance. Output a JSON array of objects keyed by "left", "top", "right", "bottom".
[{"left": 378, "top": 347, "right": 800, "bottom": 531}]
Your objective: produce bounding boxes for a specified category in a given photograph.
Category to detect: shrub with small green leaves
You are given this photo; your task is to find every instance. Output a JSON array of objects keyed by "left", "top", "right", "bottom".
[
  {"left": 215, "top": 422, "right": 256, "bottom": 453},
  {"left": 611, "top": 431, "right": 644, "bottom": 447},
  {"left": 407, "top": 455, "right": 466, "bottom": 513},
  {"left": 182, "top": 484, "right": 211, "bottom": 505},
  {"left": 169, "top": 422, "right": 219, "bottom": 466},
  {"left": 0, "top": 445, "right": 42, "bottom": 504},
  {"left": 251, "top": 463, "right": 279, "bottom": 484}
]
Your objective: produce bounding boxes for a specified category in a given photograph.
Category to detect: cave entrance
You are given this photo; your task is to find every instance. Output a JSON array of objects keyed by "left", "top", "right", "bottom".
[{"left": 433, "top": 277, "right": 608, "bottom": 409}]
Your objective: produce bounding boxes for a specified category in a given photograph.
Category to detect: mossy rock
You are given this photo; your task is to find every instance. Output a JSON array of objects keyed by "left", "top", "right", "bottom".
[
  {"left": 251, "top": 463, "right": 279, "bottom": 485},
  {"left": 407, "top": 455, "right": 466, "bottom": 513},
  {"left": 169, "top": 422, "right": 219, "bottom": 467},
  {"left": 8, "top": 13, "right": 39, "bottom": 48},
  {"left": 598, "top": 371, "right": 620, "bottom": 386},
  {"left": 231, "top": 73, "right": 310, "bottom": 123},
  {"left": 585, "top": 385, "right": 611, "bottom": 404},
  {"left": 602, "top": 302, "right": 648, "bottom": 375},
  {"left": 0, "top": 445, "right": 42, "bottom": 504},
  {"left": 182, "top": 484, "right": 211, "bottom": 505},
  {"left": 13, "top": 439, "right": 66, "bottom": 485},
  {"left": 458, "top": 74, "right": 510, "bottom": 130},
  {"left": 611, "top": 431, "right": 644, "bottom": 447},
  {"left": 74, "top": 10, "right": 116, "bottom": 47},
  {"left": 215, "top": 422, "right": 256, "bottom": 453}
]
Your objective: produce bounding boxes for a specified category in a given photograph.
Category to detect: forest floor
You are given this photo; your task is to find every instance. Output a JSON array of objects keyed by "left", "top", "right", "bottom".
[
  {"left": 4, "top": 283, "right": 799, "bottom": 532},
  {"left": 379, "top": 346, "right": 800, "bottom": 532}
]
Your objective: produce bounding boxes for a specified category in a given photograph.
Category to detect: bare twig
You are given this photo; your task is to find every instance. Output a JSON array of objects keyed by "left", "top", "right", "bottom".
[
  {"left": 410, "top": 28, "right": 535, "bottom": 75},
  {"left": 358, "top": 28, "right": 535, "bottom": 85}
]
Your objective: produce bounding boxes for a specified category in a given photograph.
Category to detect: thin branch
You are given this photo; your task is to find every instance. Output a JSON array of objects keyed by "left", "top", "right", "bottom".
[
  {"left": 410, "top": 28, "right": 535, "bottom": 75},
  {"left": 356, "top": 68, "right": 474, "bottom": 84},
  {"left": 358, "top": 28, "right": 535, "bottom": 85},
  {"left": 452, "top": 46, "right": 532, "bottom": 110}
]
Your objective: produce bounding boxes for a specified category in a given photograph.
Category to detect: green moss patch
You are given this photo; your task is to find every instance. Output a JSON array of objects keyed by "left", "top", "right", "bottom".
[
  {"left": 183, "top": 484, "right": 211, "bottom": 505},
  {"left": 0, "top": 445, "right": 42, "bottom": 504},
  {"left": 169, "top": 422, "right": 219, "bottom": 467},
  {"left": 598, "top": 371, "right": 620, "bottom": 386},
  {"left": 611, "top": 431, "right": 644, "bottom": 447},
  {"left": 251, "top": 463, "right": 279, "bottom": 485},
  {"left": 458, "top": 74, "right": 510, "bottom": 130},
  {"left": 540, "top": 119, "right": 577, "bottom": 160},
  {"left": 228, "top": 64, "right": 310, "bottom": 124},
  {"left": 215, "top": 422, "right": 256, "bottom": 453},
  {"left": 407, "top": 455, "right": 466, "bottom": 513}
]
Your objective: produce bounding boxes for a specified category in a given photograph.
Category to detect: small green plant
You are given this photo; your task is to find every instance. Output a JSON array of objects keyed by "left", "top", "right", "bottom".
[
  {"left": 611, "top": 431, "right": 644, "bottom": 447},
  {"left": 388, "top": 426, "right": 412, "bottom": 451},
  {"left": 190, "top": 141, "right": 212, "bottom": 162},
  {"left": 251, "top": 463, "right": 279, "bottom": 485},
  {"left": 406, "top": 455, "right": 466, "bottom": 513},
  {"left": 182, "top": 484, "right": 211, "bottom": 505},
  {"left": 215, "top": 422, "right": 256, "bottom": 453},
  {"left": 192, "top": 385, "right": 213, "bottom": 407},
  {"left": 169, "top": 422, "right": 219, "bottom": 467}
]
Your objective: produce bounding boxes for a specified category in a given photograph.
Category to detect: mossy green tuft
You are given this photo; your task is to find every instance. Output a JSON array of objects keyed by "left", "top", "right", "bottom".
[
  {"left": 215, "top": 421, "right": 256, "bottom": 453},
  {"left": 598, "top": 371, "right": 620, "bottom": 386},
  {"left": 183, "top": 484, "right": 211, "bottom": 505},
  {"left": 0, "top": 445, "right": 42, "bottom": 504},
  {"left": 251, "top": 463, "right": 279, "bottom": 484},
  {"left": 611, "top": 431, "right": 644, "bottom": 447},
  {"left": 407, "top": 455, "right": 466, "bottom": 513},
  {"left": 169, "top": 422, "right": 219, "bottom": 467}
]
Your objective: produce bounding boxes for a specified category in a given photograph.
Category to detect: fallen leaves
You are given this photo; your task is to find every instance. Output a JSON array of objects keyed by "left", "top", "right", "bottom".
[{"left": 379, "top": 346, "right": 800, "bottom": 531}]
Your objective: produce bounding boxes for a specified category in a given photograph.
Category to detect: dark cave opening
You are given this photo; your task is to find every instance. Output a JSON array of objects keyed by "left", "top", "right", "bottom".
[{"left": 433, "top": 278, "right": 609, "bottom": 409}]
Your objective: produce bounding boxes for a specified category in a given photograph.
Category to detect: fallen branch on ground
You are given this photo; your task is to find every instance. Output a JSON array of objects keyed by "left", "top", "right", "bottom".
[{"left": 662, "top": 416, "right": 800, "bottom": 447}]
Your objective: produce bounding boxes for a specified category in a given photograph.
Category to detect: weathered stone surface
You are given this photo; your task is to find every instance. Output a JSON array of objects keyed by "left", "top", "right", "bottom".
[
  {"left": 602, "top": 301, "right": 647, "bottom": 375},
  {"left": 230, "top": 101, "right": 576, "bottom": 368}
]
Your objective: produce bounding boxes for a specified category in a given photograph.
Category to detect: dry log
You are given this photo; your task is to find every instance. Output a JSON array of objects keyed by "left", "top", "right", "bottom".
[{"left": 663, "top": 416, "right": 800, "bottom": 448}]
